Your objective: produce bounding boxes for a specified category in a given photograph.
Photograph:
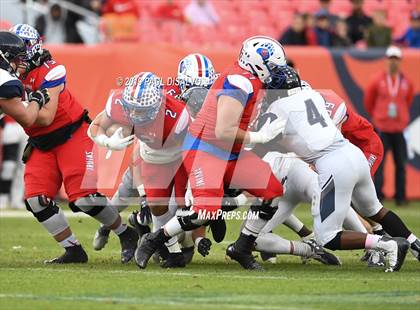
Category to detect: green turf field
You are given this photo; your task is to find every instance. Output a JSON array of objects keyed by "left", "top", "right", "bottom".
[{"left": 0, "top": 202, "right": 419, "bottom": 310}]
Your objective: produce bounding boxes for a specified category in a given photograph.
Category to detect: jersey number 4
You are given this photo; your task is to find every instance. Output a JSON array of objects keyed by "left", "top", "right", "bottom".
[{"left": 305, "top": 99, "right": 327, "bottom": 128}]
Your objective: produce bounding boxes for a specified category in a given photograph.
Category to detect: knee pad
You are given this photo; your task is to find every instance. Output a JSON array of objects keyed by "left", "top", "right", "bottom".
[
  {"left": 70, "top": 193, "right": 118, "bottom": 227},
  {"left": 323, "top": 231, "right": 343, "bottom": 250},
  {"left": 178, "top": 211, "right": 206, "bottom": 231},
  {"left": 251, "top": 199, "right": 278, "bottom": 221},
  {"left": 69, "top": 193, "right": 108, "bottom": 216},
  {"left": 25, "top": 196, "right": 59, "bottom": 223},
  {"left": 25, "top": 196, "right": 69, "bottom": 235}
]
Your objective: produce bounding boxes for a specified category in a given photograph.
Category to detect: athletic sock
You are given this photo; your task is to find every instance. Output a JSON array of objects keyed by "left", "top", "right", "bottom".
[
  {"left": 255, "top": 233, "right": 293, "bottom": 255},
  {"left": 60, "top": 234, "right": 80, "bottom": 248},
  {"left": 112, "top": 223, "right": 128, "bottom": 236},
  {"left": 164, "top": 216, "right": 184, "bottom": 237},
  {"left": 165, "top": 236, "right": 182, "bottom": 253},
  {"left": 290, "top": 241, "right": 313, "bottom": 257},
  {"left": 407, "top": 233, "right": 418, "bottom": 244},
  {"left": 283, "top": 215, "right": 304, "bottom": 234},
  {"left": 364, "top": 234, "right": 381, "bottom": 249},
  {"left": 379, "top": 210, "right": 411, "bottom": 238}
]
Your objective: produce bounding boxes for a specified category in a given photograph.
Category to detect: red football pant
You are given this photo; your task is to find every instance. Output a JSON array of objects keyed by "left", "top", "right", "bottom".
[
  {"left": 138, "top": 157, "right": 188, "bottom": 207},
  {"left": 183, "top": 149, "right": 283, "bottom": 214},
  {"left": 24, "top": 123, "right": 98, "bottom": 202}
]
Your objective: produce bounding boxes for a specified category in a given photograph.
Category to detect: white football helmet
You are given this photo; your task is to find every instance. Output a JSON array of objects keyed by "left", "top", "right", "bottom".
[
  {"left": 122, "top": 72, "right": 164, "bottom": 125},
  {"left": 238, "top": 36, "right": 287, "bottom": 84},
  {"left": 9, "top": 24, "right": 43, "bottom": 60},
  {"left": 177, "top": 53, "right": 216, "bottom": 94}
]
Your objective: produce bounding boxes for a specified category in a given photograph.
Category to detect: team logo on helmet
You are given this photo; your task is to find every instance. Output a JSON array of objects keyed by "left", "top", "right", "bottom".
[
  {"left": 257, "top": 42, "right": 274, "bottom": 61},
  {"left": 9, "top": 24, "right": 42, "bottom": 60}
]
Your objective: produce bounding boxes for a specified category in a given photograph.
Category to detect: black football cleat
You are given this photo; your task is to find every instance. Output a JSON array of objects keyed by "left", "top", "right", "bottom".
[
  {"left": 304, "top": 239, "right": 341, "bottom": 266},
  {"left": 260, "top": 251, "right": 277, "bottom": 263},
  {"left": 118, "top": 226, "right": 139, "bottom": 264},
  {"left": 128, "top": 211, "right": 151, "bottom": 237},
  {"left": 409, "top": 239, "right": 420, "bottom": 261},
  {"left": 226, "top": 243, "right": 263, "bottom": 271},
  {"left": 44, "top": 244, "right": 88, "bottom": 264},
  {"left": 135, "top": 231, "right": 166, "bottom": 269},
  {"left": 160, "top": 252, "right": 186, "bottom": 268}
]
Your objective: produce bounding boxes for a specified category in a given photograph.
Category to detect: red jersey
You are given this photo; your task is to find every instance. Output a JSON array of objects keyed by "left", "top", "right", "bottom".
[
  {"left": 105, "top": 89, "right": 189, "bottom": 150},
  {"left": 364, "top": 71, "right": 414, "bottom": 133},
  {"left": 186, "top": 62, "right": 264, "bottom": 156},
  {"left": 21, "top": 59, "right": 84, "bottom": 137},
  {"left": 164, "top": 82, "right": 182, "bottom": 99},
  {"left": 320, "top": 90, "right": 383, "bottom": 174}
]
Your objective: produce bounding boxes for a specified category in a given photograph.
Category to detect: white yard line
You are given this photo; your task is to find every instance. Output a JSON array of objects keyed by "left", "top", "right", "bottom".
[
  {"left": 0, "top": 293, "right": 304, "bottom": 310},
  {"left": 1, "top": 267, "right": 419, "bottom": 282}
]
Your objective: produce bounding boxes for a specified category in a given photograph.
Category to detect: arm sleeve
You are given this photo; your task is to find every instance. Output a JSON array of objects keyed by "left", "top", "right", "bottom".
[
  {"left": 217, "top": 74, "right": 254, "bottom": 107},
  {"left": 40, "top": 65, "right": 66, "bottom": 89},
  {"left": 0, "top": 79, "right": 24, "bottom": 99}
]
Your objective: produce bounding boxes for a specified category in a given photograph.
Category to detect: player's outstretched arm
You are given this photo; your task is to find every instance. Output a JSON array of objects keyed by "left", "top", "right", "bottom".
[{"left": 1, "top": 89, "right": 49, "bottom": 127}]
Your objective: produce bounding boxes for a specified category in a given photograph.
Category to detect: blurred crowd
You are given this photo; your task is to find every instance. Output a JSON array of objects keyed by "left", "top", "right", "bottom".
[
  {"left": 1, "top": 0, "right": 418, "bottom": 47},
  {"left": 279, "top": 0, "right": 420, "bottom": 48}
]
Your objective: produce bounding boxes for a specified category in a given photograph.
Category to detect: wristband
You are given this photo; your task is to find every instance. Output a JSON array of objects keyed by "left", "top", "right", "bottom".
[{"left": 194, "top": 237, "right": 203, "bottom": 248}]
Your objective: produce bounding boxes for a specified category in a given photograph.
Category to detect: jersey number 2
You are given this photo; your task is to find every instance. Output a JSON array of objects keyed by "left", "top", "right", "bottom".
[
  {"left": 165, "top": 109, "right": 177, "bottom": 119},
  {"left": 305, "top": 99, "right": 327, "bottom": 128}
]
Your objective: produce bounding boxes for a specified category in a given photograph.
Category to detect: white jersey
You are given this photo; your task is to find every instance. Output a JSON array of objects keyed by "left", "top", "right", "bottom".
[
  {"left": 266, "top": 89, "right": 346, "bottom": 164},
  {"left": 0, "top": 68, "right": 24, "bottom": 119}
]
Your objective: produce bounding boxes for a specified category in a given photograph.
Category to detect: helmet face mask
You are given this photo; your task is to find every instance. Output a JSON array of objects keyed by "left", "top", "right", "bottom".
[
  {"left": 180, "top": 86, "right": 208, "bottom": 118},
  {"left": 122, "top": 72, "right": 164, "bottom": 126},
  {"left": 177, "top": 53, "right": 216, "bottom": 94}
]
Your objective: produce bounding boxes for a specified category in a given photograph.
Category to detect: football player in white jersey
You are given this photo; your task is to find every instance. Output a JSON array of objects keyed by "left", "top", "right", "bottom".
[
  {"left": 261, "top": 66, "right": 417, "bottom": 272},
  {"left": 0, "top": 32, "right": 49, "bottom": 126}
]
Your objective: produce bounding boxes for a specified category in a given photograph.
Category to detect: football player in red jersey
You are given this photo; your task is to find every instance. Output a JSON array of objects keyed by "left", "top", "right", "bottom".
[
  {"left": 90, "top": 54, "right": 217, "bottom": 265},
  {"left": 135, "top": 36, "right": 289, "bottom": 271},
  {"left": 89, "top": 72, "right": 191, "bottom": 267},
  {"left": 11, "top": 24, "right": 138, "bottom": 264}
]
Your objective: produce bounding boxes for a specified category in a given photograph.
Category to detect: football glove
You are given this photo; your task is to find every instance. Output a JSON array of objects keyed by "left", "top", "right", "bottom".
[
  {"left": 28, "top": 88, "right": 50, "bottom": 109},
  {"left": 196, "top": 237, "right": 212, "bottom": 257},
  {"left": 248, "top": 118, "right": 286, "bottom": 144},
  {"left": 138, "top": 196, "right": 152, "bottom": 226}
]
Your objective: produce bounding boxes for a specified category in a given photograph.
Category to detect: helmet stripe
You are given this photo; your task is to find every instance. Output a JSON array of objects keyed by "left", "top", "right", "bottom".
[
  {"left": 202, "top": 55, "right": 209, "bottom": 78},
  {"left": 194, "top": 54, "right": 203, "bottom": 77},
  {"left": 136, "top": 72, "right": 152, "bottom": 102}
]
